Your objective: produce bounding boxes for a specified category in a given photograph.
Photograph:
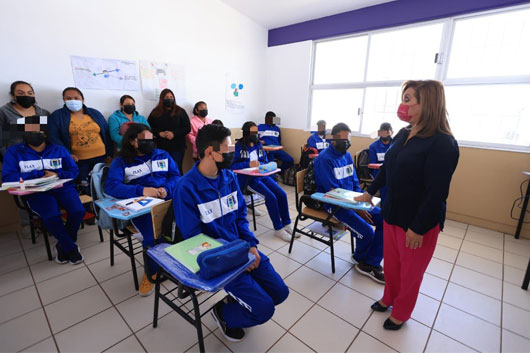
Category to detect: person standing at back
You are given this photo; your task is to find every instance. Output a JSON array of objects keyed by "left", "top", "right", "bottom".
[
  {"left": 148, "top": 88, "right": 190, "bottom": 173},
  {"left": 257, "top": 111, "right": 293, "bottom": 173},
  {"left": 187, "top": 101, "right": 212, "bottom": 161}
]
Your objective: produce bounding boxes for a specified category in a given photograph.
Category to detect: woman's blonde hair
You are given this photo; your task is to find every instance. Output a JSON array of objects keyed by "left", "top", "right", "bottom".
[{"left": 402, "top": 80, "right": 453, "bottom": 137}]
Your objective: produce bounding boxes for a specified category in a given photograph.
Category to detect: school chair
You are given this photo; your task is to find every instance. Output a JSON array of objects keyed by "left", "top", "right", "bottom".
[
  {"left": 243, "top": 188, "right": 266, "bottom": 231},
  {"left": 354, "top": 149, "right": 373, "bottom": 190},
  {"left": 288, "top": 169, "right": 354, "bottom": 273}
]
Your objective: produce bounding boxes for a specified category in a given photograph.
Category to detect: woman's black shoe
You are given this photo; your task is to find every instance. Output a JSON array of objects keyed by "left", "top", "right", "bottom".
[
  {"left": 383, "top": 318, "right": 403, "bottom": 331},
  {"left": 371, "top": 301, "right": 388, "bottom": 312}
]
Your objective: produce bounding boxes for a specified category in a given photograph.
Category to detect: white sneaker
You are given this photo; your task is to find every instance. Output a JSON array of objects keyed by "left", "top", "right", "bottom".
[
  {"left": 248, "top": 207, "right": 264, "bottom": 217},
  {"left": 283, "top": 224, "right": 300, "bottom": 238},
  {"left": 274, "top": 229, "right": 292, "bottom": 242}
]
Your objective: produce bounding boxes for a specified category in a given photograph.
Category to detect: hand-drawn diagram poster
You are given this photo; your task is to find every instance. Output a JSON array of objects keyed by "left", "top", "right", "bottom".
[
  {"left": 225, "top": 73, "right": 245, "bottom": 114},
  {"left": 70, "top": 56, "right": 139, "bottom": 91},
  {"left": 139, "top": 61, "right": 185, "bottom": 101}
]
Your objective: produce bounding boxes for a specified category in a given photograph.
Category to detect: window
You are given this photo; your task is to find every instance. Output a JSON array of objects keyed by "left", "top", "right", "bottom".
[{"left": 309, "top": 5, "right": 530, "bottom": 152}]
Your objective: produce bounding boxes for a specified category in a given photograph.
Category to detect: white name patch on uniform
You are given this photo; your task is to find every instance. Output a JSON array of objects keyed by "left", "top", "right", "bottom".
[
  {"left": 124, "top": 163, "right": 150, "bottom": 183},
  {"left": 249, "top": 150, "right": 258, "bottom": 161},
  {"left": 43, "top": 158, "right": 62, "bottom": 170},
  {"left": 316, "top": 142, "right": 329, "bottom": 149},
  {"left": 152, "top": 159, "right": 168, "bottom": 172},
  {"left": 19, "top": 160, "right": 43, "bottom": 173},
  {"left": 334, "top": 164, "right": 354, "bottom": 180},
  {"left": 260, "top": 130, "right": 279, "bottom": 137},
  {"left": 197, "top": 191, "right": 239, "bottom": 224},
  {"left": 377, "top": 153, "right": 385, "bottom": 162}
]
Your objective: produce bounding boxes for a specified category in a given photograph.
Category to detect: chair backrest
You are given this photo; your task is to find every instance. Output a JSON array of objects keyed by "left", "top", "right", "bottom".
[
  {"left": 294, "top": 169, "right": 307, "bottom": 212},
  {"left": 355, "top": 148, "right": 373, "bottom": 181},
  {"left": 89, "top": 162, "right": 118, "bottom": 230},
  {"left": 151, "top": 200, "right": 173, "bottom": 240}
]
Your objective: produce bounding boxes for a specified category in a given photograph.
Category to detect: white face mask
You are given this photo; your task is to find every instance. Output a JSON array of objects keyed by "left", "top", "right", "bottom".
[{"left": 65, "top": 100, "right": 83, "bottom": 112}]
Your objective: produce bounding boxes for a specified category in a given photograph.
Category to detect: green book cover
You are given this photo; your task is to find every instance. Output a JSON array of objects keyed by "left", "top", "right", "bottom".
[{"left": 164, "top": 234, "right": 223, "bottom": 273}]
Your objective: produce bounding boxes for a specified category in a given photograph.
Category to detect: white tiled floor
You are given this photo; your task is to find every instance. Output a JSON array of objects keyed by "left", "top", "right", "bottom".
[{"left": 1, "top": 183, "right": 529, "bottom": 352}]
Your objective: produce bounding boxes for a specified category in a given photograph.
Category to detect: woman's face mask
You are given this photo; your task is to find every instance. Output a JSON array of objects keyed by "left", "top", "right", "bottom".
[{"left": 65, "top": 99, "right": 83, "bottom": 112}]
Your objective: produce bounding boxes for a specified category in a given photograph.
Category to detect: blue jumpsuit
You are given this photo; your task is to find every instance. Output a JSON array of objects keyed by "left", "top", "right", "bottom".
[
  {"left": 257, "top": 123, "right": 293, "bottom": 172},
  {"left": 314, "top": 145, "right": 383, "bottom": 267},
  {"left": 232, "top": 141, "right": 291, "bottom": 231},
  {"left": 2, "top": 143, "right": 85, "bottom": 253},
  {"left": 307, "top": 132, "right": 329, "bottom": 153},
  {"left": 105, "top": 148, "right": 181, "bottom": 275},
  {"left": 174, "top": 163, "right": 289, "bottom": 328}
]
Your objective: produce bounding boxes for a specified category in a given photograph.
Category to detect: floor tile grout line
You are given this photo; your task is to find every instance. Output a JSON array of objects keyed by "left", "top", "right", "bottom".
[
  {"left": 264, "top": 330, "right": 317, "bottom": 353},
  {"left": 14, "top": 230, "right": 61, "bottom": 353},
  {"left": 500, "top": 233, "right": 506, "bottom": 352},
  {"left": 102, "top": 333, "right": 146, "bottom": 353},
  {"left": 429, "top": 328, "right": 481, "bottom": 353}
]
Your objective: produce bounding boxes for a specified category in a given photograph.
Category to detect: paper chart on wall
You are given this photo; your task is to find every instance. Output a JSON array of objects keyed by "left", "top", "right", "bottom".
[
  {"left": 70, "top": 56, "right": 139, "bottom": 91},
  {"left": 225, "top": 73, "right": 245, "bottom": 114},
  {"left": 139, "top": 61, "right": 185, "bottom": 101}
]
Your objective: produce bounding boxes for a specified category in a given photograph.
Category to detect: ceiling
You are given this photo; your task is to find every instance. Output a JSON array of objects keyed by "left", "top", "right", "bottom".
[{"left": 219, "top": 0, "right": 396, "bottom": 29}]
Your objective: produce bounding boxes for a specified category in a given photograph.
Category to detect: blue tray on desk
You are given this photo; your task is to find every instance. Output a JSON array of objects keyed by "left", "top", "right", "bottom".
[
  {"left": 95, "top": 198, "right": 153, "bottom": 220},
  {"left": 311, "top": 192, "right": 378, "bottom": 212}
]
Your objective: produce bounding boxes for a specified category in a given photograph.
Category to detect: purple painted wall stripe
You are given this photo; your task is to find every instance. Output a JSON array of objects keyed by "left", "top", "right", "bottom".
[{"left": 268, "top": 0, "right": 530, "bottom": 47}]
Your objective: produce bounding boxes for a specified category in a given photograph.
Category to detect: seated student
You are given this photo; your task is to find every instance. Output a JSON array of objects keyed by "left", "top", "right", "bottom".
[
  {"left": 257, "top": 111, "right": 293, "bottom": 173},
  {"left": 48, "top": 87, "right": 112, "bottom": 194},
  {"left": 105, "top": 123, "right": 181, "bottom": 296},
  {"left": 369, "top": 122, "right": 393, "bottom": 179},
  {"left": 187, "top": 101, "right": 213, "bottom": 160},
  {"left": 0, "top": 81, "right": 50, "bottom": 158},
  {"left": 232, "top": 121, "right": 295, "bottom": 242},
  {"left": 174, "top": 124, "right": 289, "bottom": 342},
  {"left": 306, "top": 119, "right": 329, "bottom": 153},
  {"left": 108, "top": 95, "right": 149, "bottom": 148},
  {"left": 2, "top": 116, "right": 85, "bottom": 264},
  {"left": 314, "top": 122, "right": 384, "bottom": 284}
]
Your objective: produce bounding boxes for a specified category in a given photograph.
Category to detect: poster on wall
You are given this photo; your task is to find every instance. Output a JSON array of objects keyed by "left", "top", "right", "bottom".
[
  {"left": 225, "top": 73, "right": 245, "bottom": 114},
  {"left": 70, "top": 56, "right": 139, "bottom": 91},
  {"left": 139, "top": 61, "right": 185, "bottom": 101}
]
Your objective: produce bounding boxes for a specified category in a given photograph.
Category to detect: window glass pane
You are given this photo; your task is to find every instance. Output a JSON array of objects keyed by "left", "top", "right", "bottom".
[
  {"left": 447, "top": 8, "right": 530, "bottom": 78},
  {"left": 445, "top": 84, "right": 530, "bottom": 146},
  {"left": 313, "top": 36, "right": 368, "bottom": 84},
  {"left": 311, "top": 89, "right": 364, "bottom": 131},
  {"left": 361, "top": 86, "right": 408, "bottom": 134},
  {"left": 366, "top": 23, "right": 443, "bottom": 81}
]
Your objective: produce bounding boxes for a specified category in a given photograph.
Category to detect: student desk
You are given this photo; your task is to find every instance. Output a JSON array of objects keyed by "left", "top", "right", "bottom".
[
  {"left": 311, "top": 192, "right": 378, "bottom": 212},
  {"left": 147, "top": 243, "right": 255, "bottom": 353},
  {"left": 368, "top": 163, "right": 382, "bottom": 170},
  {"left": 263, "top": 145, "right": 283, "bottom": 151}
]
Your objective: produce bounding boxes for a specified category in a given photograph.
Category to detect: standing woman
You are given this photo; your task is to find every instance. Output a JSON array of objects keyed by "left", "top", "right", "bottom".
[
  {"left": 48, "top": 87, "right": 112, "bottom": 194},
  {"left": 0, "top": 81, "right": 50, "bottom": 158},
  {"left": 148, "top": 89, "right": 190, "bottom": 173},
  {"left": 356, "top": 80, "right": 459, "bottom": 330},
  {"left": 108, "top": 95, "right": 149, "bottom": 147},
  {"left": 187, "top": 101, "right": 212, "bottom": 161}
]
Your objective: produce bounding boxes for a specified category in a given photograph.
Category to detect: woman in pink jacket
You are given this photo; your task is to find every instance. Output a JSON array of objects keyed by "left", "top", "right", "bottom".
[{"left": 187, "top": 101, "right": 213, "bottom": 160}]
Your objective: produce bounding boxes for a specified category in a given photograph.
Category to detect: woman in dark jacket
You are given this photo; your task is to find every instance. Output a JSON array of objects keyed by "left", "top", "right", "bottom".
[
  {"left": 356, "top": 80, "right": 459, "bottom": 331},
  {"left": 147, "top": 88, "right": 190, "bottom": 173}
]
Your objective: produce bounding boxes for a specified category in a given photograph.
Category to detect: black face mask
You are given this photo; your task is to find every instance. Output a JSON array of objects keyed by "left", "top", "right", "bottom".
[
  {"left": 138, "top": 139, "right": 155, "bottom": 155},
  {"left": 24, "top": 132, "right": 45, "bottom": 147},
  {"left": 163, "top": 99, "right": 175, "bottom": 108},
  {"left": 249, "top": 134, "right": 259, "bottom": 144},
  {"left": 334, "top": 140, "right": 351, "bottom": 154},
  {"left": 381, "top": 136, "right": 392, "bottom": 143},
  {"left": 215, "top": 152, "right": 234, "bottom": 170},
  {"left": 123, "top": 104, "right": 135, "bottom": 114},
  {"left": 15, "top": 96, "right": 36, "bottom": 109},
  {"left": 318, "top": 130, "right": 326, "bottom": 136},
  {"left": 198, "top": 109, "right": 208, "bottom": 118}
]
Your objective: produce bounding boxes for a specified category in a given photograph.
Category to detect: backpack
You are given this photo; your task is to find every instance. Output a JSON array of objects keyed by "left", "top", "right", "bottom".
[
  {"left": 303, "top": 160, "right": 324, "bottom": 210},
  {"left": 300, "top": 147, "right": 318, "bottom": 170},
  {"left": 356, "top": 148, "right": 372, "bottom": 181},
  {"left": 282, "top": 165, "right": 299, "bottom": 186}
]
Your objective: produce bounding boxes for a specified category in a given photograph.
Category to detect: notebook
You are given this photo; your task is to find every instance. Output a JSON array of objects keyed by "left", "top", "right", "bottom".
[
  {"left": 164, "top": 234, "right": 223, "bottom": 273},
  {"left": 115, "top": 196, "right": 164, "bottom": 212},
  {"left": 325, "top": 188, "right": 381, "bottom": 208}
]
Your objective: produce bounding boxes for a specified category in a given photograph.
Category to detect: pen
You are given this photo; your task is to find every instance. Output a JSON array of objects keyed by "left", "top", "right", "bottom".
[{"left": 125, "top": 196, "right": 146, "bottom": 206}]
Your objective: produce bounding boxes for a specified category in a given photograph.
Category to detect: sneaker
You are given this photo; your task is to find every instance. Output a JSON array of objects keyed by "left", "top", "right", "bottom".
[
  {"left": 274, "top": 229, "right": 292, "bottom": 242},
  {"left": 67, "top": 248, "right": 84, "bottom": 265},
  {"left": 211, "top": 301, "right": 245, "bottom": 342},
  {"left": 55, "top": 244, "right": 68, "bottom": 264},
  {"left": 283, "top": 224, "right": 300, "bottom": 238},
  {"left": 355, "top": 263, "right": 385, "bottom": 284},
  {"left": 139, "top": 273, "right": 156, "bottom": 297},
  {"left": 248, "top": 207, "right": 264, "bottom": 217}
]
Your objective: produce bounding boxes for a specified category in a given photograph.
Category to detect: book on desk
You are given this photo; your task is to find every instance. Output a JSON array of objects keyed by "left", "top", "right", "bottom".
[
  {"left": 115, "top": 196, "right": 165, "bottom": 212},
  {"left": 164, "top": 234, "right": 223, "bottom": 273},
  {"left": 325, "top": 188, "right": 381, "bottom": 208}
]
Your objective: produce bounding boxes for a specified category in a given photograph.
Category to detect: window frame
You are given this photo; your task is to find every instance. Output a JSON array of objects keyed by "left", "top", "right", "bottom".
[{"left": 308, "top": 3, "right": 530, "bottom": 153}]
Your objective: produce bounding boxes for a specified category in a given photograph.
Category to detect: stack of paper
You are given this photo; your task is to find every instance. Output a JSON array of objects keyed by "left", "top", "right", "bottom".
[
  {"left": 115, "top": 197, "right": 164, "bottom": 212},
  {"left": 325, "top": 188, "right": 380, "bottom": 208},
  {"left": 1, "top": 176, "right": 71, "bottom": 193}
]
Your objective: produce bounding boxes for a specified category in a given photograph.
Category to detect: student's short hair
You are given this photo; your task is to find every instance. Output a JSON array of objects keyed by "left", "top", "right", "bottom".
[
  {"left": 316, "top": 120, "right": 326, "bottom": 126},
  {"left": 331, "top": 123, "right": 351, "bottom": 136},
  {"left": 120, "top": 95, "right": 135, "bottom": 104},
  {"left": 379, "top": 122, "right": 392, "bottom": 131},
  {"left": 10, "top": 81, "right": 34, "bottom": 96},
  {"left": 62, "top": 87, "right": 84, "bottom": 100},
  {"left": 211, "top": 119, "right": 224, "bottom": 127},
  {"left": 265, "top": 111, "right": 276, "bottom": 119},
  {"left": 196, "top": 124, "right": 231, "bottom": 159}
]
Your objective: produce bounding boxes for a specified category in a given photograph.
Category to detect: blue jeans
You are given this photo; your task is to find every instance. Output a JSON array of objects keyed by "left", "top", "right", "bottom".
[
  {"left": 77, "top": 155, "right": 105, "bottom": 194},
  {"left": 168, "top": 150, "right": 185, "bottom": 175}
]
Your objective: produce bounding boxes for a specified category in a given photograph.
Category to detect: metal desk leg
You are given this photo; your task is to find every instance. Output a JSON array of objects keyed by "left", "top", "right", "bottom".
[
  {"left": 515, "top": 180, "right": 530, "bottom": 239},
  {"left": 522, "top": 258, "right": 530, "bottom": 290},
  {"left": 190, "top": 291, "right": 206, "bottom": 353}
]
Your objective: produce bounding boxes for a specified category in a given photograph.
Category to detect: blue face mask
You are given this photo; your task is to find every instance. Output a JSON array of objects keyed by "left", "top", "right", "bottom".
[{"left": 65, "top": 99, "right": 83, "bottom": 112}]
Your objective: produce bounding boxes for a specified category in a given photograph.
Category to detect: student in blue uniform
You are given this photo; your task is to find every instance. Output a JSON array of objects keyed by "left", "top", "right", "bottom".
[
  {"left": 174, "top": 124, "right": 289, "bottom": 342},
  {"left": 232, "top": 121, "right": 295, "bottom": 242},
  {"left": 257, "top": 111, "right": 293, "bottom": 173},
  {"left": 105, "top": 123, "right": 181, "bottom": 297},
  {"left": 368, "top": 122, "right": 393, "bottom": 179},
  {"left": 314, "top": 122, "right": 384, "bottom": 284},
  {"left": 2, "top": 116, "right": 85, "bottom": 264},
  {"left": 307, "top": 119, "right": 329, "bottom": 153}
]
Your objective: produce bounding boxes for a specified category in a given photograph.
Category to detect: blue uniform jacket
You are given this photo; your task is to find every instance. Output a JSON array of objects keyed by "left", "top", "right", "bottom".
[
  {"left": 307, "top": 133, "right": 329, "bottom": 152},
  {"left": 2, "top": 143, "right": 78, "bottom": 183},
  {"left": 369, "top": 138, "right": 391, "bottom": 178},
  {"left": 174, "top": 163, "right": 259, "bottom": 248},
  {"left": 257, "top": 124, "right": 281, "bottom": 146},
  {"left": 105, "top": 148, "right": 180, "bottom": 199},
  {"left": 231, "top": 141, "right": 268, "bottom": 186},
  {"left": 48, "top": 105, "right": 112, "bottom": 157},
  {"left": 108, "top": 110, "right": 150, "bottom": 147},
  {"left": 314, "top": 145, "right": 363, "bottom": 194}
]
